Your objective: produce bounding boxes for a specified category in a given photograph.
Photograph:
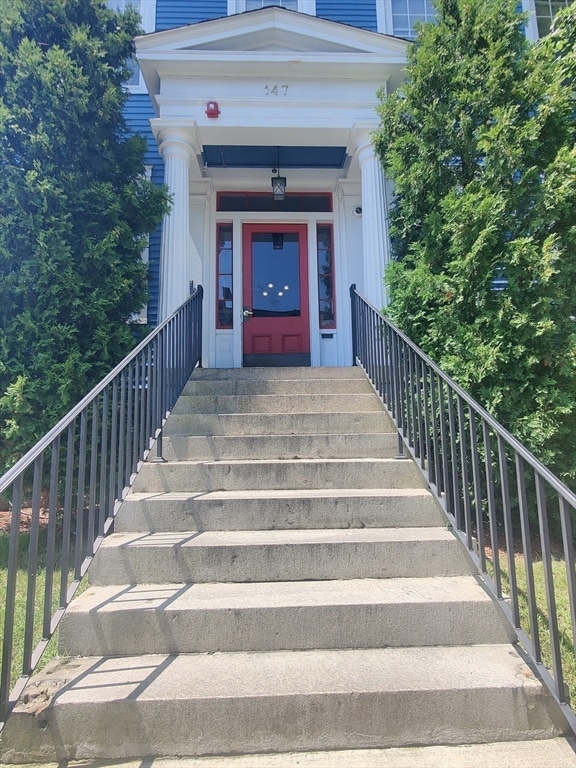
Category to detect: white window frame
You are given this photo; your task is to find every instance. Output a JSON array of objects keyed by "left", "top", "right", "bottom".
[
  {"left": 522, "top": 1, "right": 540, "bottom": 41},
  {"left": 378, "top": 0, "right": 436, "bottom": 38},
  {"left": 525, "top": 0, "right": 571, "bottom": 40},
  {"left": 378, "top": 0, "right": 564, "bottom": 40},
  {"left": 377, "top": 0, "right": 394, "bottom": 34},
  {"left": 108, "top": 0, "right": 156, "bottom": 93},
  {"left": 228, "top": 1, "right": 316, "bottom": 15}
]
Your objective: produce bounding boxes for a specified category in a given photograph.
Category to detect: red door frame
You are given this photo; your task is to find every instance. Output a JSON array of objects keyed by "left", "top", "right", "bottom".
[{"left": 242, "top": 223, "right": 310, "bottom": 366}]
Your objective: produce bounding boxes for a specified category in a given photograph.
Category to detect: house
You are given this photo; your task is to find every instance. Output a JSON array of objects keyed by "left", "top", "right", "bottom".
[{"left": 114, "top": 0, "right": 569, "bottom": 368}]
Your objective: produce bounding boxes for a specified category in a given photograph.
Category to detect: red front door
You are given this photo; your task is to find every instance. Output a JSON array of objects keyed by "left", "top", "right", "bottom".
[{"left": 242, "top": 223, "right": 310, "bottom": 367}]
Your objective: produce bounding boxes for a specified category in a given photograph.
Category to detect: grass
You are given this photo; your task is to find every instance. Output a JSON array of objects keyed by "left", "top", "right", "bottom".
[
  {"left": 0, "top": 529, "right": 84, "bottom": 697},
  {"left": 488, "top": 549, "right": 576, "bottom": 706},
  {"left": 0, "top": 565, "right": 60, "bottom": 690}
]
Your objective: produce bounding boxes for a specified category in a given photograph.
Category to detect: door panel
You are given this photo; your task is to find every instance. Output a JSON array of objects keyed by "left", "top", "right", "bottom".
[{"left": 242, "top": 224, "right": 310, "bottom": 367}]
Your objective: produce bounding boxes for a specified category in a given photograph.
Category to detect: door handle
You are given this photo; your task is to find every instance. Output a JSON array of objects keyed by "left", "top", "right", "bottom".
[{"left": 243, "top": 308, "right": 254, "bottom": 318}]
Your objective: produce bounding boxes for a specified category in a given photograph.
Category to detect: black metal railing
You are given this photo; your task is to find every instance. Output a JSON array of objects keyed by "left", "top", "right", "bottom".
[
  {"left": 350, "top": 284, "right": 576, "bottom": 733},
  {"left": 0, "top": 286, "right": 203, "bottom": 725}
]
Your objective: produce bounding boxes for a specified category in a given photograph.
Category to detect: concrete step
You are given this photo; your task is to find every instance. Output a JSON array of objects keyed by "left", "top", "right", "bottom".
[
  {"left": 132, "top": 458, "right": 425, "bottom": 493},
  {"left": 115, "top": 488, "right": 443, "bottom": 533},
  {"left": 160, "top": 432, "right": 400, "bottom": 461},
  {"left": 171, "top": 393, "right": 384, "bottom": 414},
  {"left": 182, "top": 377, "right": 374, "bottom": 396},
  {"left": 163, "top": 411, "right": 395, "bottom": 436},
  {"left": 59, "top": 576, "right": 513, "bottom": 656},
  {"left": 191, "top": 366, "right": 368, "bottom": 381},
  {"left": 3, "top": 646, "right": 566, "bottom": 763},
  {"left": 32, "top": 738, "right": 576, "bottom": 767},
  {"left": 88, "top": 528, "right": 473, "bottom": 585}
]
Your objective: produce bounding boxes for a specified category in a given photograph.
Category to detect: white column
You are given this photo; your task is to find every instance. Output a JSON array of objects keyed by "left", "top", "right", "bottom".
[
  {"left": 158, "top": 132, "right": 194, "bottom": 320},
  {"left": 356, "top": 139, "right": 391, "bottom": 309}
]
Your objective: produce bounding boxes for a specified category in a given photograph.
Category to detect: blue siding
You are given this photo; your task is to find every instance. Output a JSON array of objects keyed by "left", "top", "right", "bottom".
[
  {"left": 125, "top": 94, "right": 164, "bottom": 325},
  {"left": 124, "top": 93, "right": 162, "bottom": 165},
  {"left": 155, "top": 0, "right": 227, "bottom": 30},
  {"left": 316, "top": 0, "right": 377, "bottom": 31}
]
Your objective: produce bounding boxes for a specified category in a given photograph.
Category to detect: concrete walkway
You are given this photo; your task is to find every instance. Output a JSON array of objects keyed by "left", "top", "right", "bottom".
[{"left": 9, "top": 737, "right": 576, "bottom": 768}]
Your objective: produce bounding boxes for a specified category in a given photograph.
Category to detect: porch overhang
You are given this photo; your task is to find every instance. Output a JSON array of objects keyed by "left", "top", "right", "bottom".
[{"left": 135, "top": 7, "right": 409, "bottom": 183}]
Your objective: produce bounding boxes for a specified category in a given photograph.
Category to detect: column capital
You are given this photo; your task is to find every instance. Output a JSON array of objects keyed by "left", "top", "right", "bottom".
[
  {"left": 157, "top": 128, "right": 196, "bottom": 163},
  {"left": 355, "top": 137, "right": 378, "bottom": 167},
  {"left": 350, "top": 123, "right": 379, "bottom": 160}
]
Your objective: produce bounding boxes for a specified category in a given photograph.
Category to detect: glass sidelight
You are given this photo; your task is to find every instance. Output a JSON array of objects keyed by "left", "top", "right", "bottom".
[
  {"left": 216, "top": 223, "right": 233, "bottom": 328},
  {"left": 317, "top": 223, "right": 335, "bottom": 328}
]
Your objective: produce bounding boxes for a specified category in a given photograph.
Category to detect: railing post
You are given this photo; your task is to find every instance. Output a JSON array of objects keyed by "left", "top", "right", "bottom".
[
  {"left": 349, "top": 284, "right": 358, "bottom": 366},
  {"left": 197, "top": 285, "right": 204, "bottom": 368},
  {"left": 150, "top": 332, "right": 166, "bottom": 463},
  {"left": 392, "top": 335, "right": 405, "bottom": 458}
]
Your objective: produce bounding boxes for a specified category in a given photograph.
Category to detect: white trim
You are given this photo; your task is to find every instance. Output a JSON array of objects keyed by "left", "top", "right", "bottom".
[
  {"left": 522, "top": 1, "right": 540, "bottom": 42},
  {"left": 377, "top": 0, "right": 394, "bottom": 35},
  {"left": 136, "top": 9, "right": 407, "bottom": 54}
]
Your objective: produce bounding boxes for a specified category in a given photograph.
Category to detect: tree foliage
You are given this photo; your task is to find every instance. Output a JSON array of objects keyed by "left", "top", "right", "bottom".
[
  {"left": 374, "top": 0, "right": 576, "bottom": 484},
  {"left": 0, "top": 0, "right": 169, "bottom": 470}
]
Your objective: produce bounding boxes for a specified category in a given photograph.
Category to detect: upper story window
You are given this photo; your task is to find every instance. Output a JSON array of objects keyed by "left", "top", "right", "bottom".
[
  {"left": 390, "top": 0, "right": 436, "bottom": 38},
  {"left": 247, "top": 0, "right": 298, "bottom": 8},
  {"left": 378, "top": 1, "right": 568, "bottom": 41},
  {"left": 228, "top": 1, "right": 315, "bottom": 14},
  {"left": 107, "top": 0, "right": 156, "bottom": 91},
  {"left": 534, "top": 0, "right": 571, "bottom": 37}
]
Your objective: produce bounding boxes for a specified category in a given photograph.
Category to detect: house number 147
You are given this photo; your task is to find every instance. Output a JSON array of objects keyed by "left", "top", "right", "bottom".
[{"left": 264, "top": 84, "right": 289, "bottom": 95}]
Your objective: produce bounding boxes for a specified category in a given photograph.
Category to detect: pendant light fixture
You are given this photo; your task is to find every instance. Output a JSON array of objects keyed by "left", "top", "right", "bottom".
[{"left": 271, "top": 147, "right": 286, "bottom": 201}]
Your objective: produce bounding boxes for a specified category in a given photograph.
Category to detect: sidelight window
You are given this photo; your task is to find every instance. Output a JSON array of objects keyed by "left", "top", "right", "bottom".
[
  {"left": 317, "top": 224, "right": 335, "bottom": 329},
  {"left": 216, "top": 224, "right": 234, "bottom": 328}
]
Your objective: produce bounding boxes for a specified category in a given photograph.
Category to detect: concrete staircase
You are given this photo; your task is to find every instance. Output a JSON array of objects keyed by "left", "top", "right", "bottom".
[{"left": 1, "top": 367, "right": 572, "bottom": 766}]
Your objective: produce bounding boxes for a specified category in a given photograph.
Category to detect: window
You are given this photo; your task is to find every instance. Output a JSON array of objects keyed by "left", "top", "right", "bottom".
[
  {"left": 534, "top": 0, "right": 570, "bottom": 37},
  {"left": 228, "top": 1, "right": 315, "bottom": 14},
  {"left": 217, "top": 192, "right": 332, "bottom": 212},
  {"left": 107, "top": 0, "right": 156, "bottom": 29},
  {"left": 317, "top": 224, "right": 335, "bottom": 329},
  {"left": 246, "top": 0, "right": 298, "bottom": 8},
  {"left": 390, "top": 0, "right": 436, "bottom": 38},
  {"left": 107, "top": 0, "right": 156, "bottom": 90},
  {"left": 216, "top": 224, "right": 234, "bottom": 328}
]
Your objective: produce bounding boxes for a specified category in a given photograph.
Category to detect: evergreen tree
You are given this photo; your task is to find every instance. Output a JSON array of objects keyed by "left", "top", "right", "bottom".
[
  {"left": 0, "top": 0, "right": 169, "bottom": 469},
  {"left": 374, "top": 0, "right": 576, "bottom": 484}
]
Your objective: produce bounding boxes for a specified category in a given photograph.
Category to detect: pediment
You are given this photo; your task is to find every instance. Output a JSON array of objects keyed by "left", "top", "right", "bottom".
[{"left": 136, "top": 7, "right": 408, "bottom": 58}]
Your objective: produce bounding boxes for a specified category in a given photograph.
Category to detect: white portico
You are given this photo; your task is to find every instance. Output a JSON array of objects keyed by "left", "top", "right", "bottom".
[{"left": 136, "top": 7, "right": 408, "bottom": 367}]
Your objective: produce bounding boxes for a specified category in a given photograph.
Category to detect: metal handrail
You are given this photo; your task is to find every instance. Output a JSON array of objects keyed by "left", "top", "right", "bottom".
[
  {"left": 0, "top": 286, "right": 203, "bottom": 725},
  {"left": 350, "top": 284, "right": 576, "bottom": 734}
]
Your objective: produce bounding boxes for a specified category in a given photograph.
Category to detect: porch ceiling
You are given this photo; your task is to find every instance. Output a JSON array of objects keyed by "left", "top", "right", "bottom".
[{"left": 202, "top": 145, "right": 347, "bottom": 169}]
